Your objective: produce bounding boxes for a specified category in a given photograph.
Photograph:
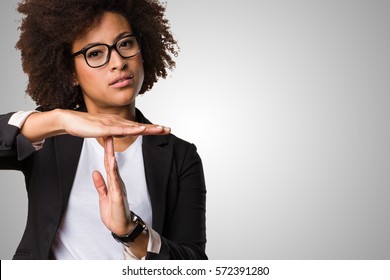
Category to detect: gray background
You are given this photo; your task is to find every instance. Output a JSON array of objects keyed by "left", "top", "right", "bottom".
[{"left": 1, "top": 0, "right": 389, "bottom": 259}]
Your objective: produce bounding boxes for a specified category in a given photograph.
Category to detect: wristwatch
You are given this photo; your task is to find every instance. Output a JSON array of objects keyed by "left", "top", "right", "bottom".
[{"left": 111, "top": 212, "right": 147, "bottom": 246}]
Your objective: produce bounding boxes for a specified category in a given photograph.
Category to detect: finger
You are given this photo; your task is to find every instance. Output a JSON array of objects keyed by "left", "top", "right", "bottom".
[
  {"left": 107, "top": 156, "right": 125, "bottom": 198},
  {"left": 159, "top": 126, "right": 171, "bottom": 134},
  {"left": 140, "top": 125, "right": 171, "bottom": 135},
  {"left": 105, "top": 136, "right": 114, "bottom": 157},
  {"left": 92, "top": 170, "right": 107, "bottom": 199},
  {"left": 104, "top": 136, "right": 114, "bottom": 171},
  {"left": 103, "top": 137, "right": 123, "bottom": 197},
  {"left": 123, "top": 122, "right": 170, "bottom": 135},
  {"left": 98, "top": 123, "right": 170, "bottom": 137},
  {"left": 105, "top": 125, "right": 146, "bottom": 137},
  {"left": 113, "top": 158, "right": 128, "bottom": 198},
  {"left": 104, "top": 138, "right": 119, "bottom": 190}
]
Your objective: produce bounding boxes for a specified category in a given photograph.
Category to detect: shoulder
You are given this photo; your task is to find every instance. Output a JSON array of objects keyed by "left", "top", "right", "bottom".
[
  {"left": 168, "top": 133, "right": 195, "bottom": 151},
  {"left": 144, "top": 132, "right": 198, "bottom": 157},
  {"left": 136, "top": 108, "right": 199, "bottom": 154}
]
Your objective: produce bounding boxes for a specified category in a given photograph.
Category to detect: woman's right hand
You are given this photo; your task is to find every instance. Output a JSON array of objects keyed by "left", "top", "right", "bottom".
[{"left": 21, "top": 109, "right": 170, "bottom": 142}]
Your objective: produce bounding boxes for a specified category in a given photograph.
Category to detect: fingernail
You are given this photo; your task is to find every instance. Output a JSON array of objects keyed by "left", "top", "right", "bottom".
[{"left": 139, "top": 126, "right": 146, "bottom": 129}]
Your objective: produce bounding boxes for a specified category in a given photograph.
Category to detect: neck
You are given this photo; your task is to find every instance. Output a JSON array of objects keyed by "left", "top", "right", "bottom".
[{"left": 85, "top": 102, "right": 136, "bottom": 122}]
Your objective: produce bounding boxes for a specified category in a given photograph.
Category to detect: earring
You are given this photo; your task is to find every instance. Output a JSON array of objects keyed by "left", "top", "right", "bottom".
[{"left": 72, "top": 81, "right": 79, "bottom": 87}]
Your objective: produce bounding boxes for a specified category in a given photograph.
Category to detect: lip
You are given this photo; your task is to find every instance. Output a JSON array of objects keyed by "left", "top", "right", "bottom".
[{"left": 109, "top": 74, "right": 134, "bottom": 88}]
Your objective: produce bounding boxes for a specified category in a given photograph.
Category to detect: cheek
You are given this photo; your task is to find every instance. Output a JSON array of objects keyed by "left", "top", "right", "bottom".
[
  {"left": 135, "top": 62, "right": 145, "bottom": 93},
  {"left": 135, "top": 56, "right": 145, "bottom": 80},
  {"left": 74, "top": 62, "right": 102, "bottom": 88},
  {"left": 138, "top": 62, "right": 145, "bottom": 80}
]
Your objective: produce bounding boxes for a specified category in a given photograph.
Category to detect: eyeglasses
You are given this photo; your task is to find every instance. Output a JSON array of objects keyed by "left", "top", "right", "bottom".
[{"left": 72, "top": 34, "right": 141, "bottom": 68}]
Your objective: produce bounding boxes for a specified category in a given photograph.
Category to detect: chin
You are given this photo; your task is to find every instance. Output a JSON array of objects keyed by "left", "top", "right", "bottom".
[
  {"left": 112, "top": 89, "right": 137, "bottom": 101},
  {"left": 117, "top": 97, "right": 137, "bottom": 107}
]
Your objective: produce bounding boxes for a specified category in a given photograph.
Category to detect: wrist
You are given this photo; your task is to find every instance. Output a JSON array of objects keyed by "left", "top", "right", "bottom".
[
  {"left": 21, "top": 109, "right": 67, "bottom": 142},
  {"left": 111, "top": 212, "right": 147, "bottom": 245},
  {"left": 53, "top": 109, "right": 68, "bottom": 135}
]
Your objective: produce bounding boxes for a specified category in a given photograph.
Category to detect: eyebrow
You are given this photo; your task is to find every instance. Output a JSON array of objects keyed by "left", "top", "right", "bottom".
[{"left": 81, "top": 32, "right": 133, "bottom": 50}]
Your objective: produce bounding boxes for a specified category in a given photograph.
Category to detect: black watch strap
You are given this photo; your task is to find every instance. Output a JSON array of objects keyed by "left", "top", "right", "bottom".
[{"left": 111, "top": 212, "right": 147, "bottom": 245}]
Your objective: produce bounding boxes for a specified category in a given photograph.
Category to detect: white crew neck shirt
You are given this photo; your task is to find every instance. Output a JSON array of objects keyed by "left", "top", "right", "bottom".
[{"left": 51, "top": 136, "right": 153, "bottom": 259}]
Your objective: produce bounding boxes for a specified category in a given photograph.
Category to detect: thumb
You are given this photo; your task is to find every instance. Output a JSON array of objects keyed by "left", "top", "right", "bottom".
[{"left": 92, "top": 170, "right": 107, "bottom": 199}]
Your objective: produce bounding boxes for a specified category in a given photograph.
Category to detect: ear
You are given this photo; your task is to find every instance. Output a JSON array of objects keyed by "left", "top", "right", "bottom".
[{"left": 72, "top": 73, "right": 79, "bottom": 87}]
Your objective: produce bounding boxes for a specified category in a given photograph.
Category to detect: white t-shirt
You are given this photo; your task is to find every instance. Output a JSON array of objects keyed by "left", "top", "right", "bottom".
[{"left": 51, "top": 136, "right": 153, "bottom": 259}]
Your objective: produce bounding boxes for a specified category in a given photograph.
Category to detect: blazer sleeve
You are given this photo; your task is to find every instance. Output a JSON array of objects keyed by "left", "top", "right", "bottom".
[
  {"left": 0, "top": 112, "right": 36, "bottom": 170},
  {"left": 147, "top": 143, "right": 207, "bottom": 260}
]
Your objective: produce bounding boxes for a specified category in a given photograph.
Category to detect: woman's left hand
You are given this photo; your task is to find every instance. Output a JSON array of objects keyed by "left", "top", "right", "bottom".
[{"left": 92, "top": 136, "right": 134, "bottom": 236}]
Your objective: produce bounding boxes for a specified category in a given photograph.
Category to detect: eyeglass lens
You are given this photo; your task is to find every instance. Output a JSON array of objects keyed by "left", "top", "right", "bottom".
[{"left": 85, "top": 36, "right": 140, "bottom": 67}]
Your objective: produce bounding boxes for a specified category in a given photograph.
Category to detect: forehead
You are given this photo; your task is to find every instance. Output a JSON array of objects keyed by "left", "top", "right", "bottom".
[{"left": 73, "top": 12, "right": 132, "bottom": 50}]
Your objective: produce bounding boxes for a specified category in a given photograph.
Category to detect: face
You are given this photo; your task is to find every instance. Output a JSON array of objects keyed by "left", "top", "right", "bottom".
[{"left": 72, "top": 12, "right": 144, "bottom": 113}]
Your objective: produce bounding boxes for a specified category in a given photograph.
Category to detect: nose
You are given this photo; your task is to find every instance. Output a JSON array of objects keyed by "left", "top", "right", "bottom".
[{"left": 108, "top": 48, "right": 127, "bottom": 70}]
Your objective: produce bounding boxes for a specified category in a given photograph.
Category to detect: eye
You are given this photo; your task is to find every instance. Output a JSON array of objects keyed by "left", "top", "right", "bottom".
[
  {"left": 86, "top": 46, "right": 106, "bottom": 60},
  {"left": 119, "top": 38, "right": 135, "bottom": 49},
  {"left": 87, "top": 51, "right": 101, "bottom": 58}
]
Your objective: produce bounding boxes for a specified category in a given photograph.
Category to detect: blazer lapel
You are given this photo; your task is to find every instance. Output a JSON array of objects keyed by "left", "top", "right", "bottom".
[
  {"left": 54, "top": 135, "right": 83, "bottom": 217},
  {"left": 142, "top": 134, "right": 172, "bottom": 233},
  {"left": 54, "top": 105, "right": 86, "bottom": 214},
  {"left": 136, "top": 108, "right": 173, "bottom": 233}
]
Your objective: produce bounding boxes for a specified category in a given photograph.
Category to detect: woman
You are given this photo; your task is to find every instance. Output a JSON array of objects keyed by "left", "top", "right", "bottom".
[{"left": 0, "top": 0, "right": 207, "bottom": 260}]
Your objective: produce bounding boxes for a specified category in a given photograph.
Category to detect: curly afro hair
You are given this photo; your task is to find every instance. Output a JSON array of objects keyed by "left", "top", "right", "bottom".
[{"left": 16, "top": 0, "right": 178, "bottom": 110}]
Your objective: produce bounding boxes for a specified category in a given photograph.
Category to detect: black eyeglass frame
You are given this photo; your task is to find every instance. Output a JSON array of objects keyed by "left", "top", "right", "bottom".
[{"left": 71, "top": 34, "right": 141, "bottom": 68}]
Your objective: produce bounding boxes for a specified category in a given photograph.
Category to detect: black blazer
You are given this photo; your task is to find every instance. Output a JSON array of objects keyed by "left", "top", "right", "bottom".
[{"left": 0, "top": 108, "right": 207, "bottom": 260}]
